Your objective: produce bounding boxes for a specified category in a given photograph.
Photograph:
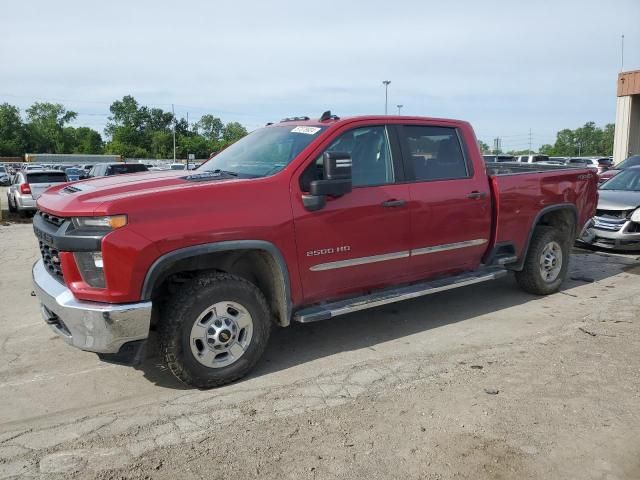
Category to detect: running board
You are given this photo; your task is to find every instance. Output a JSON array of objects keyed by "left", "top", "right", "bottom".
[{"left": 293, "top": 267, "right": 508, "bottom": 323}]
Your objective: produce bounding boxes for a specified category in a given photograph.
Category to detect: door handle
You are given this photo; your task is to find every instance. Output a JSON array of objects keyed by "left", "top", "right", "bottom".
[
  {"left": 467, "top": 191, "right": 487, "bottom": 199},
  {"left": 381, "top": 199, "right": 406, "bottom": 208}
]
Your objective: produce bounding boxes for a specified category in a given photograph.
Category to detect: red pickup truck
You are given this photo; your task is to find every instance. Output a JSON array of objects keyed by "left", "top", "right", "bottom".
[{"left": 32, "top": 113, "right": 598, "bottom": 388}]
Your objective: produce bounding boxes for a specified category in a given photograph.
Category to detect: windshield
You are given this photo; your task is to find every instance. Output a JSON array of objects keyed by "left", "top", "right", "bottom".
[
  {"left": 107, "top": 164, "right": 148, "bottom": 174},
  {"left": 200, "top": 125, "right": 326, "bottom": 178},
  {"left": 616, "top": 156, "right": 640, "bottom": 170},
  {"left": 65, "top": 168, "right": 82, "bottom": 175},
  {"left": 0, "top": 166, "right": 5, "bottom": 173},
  {"left": 27, "top": 172, "right": 68, "bottom": 183},
  {"left": 600, "top": 168, "right": 640, "bottom": 191}
]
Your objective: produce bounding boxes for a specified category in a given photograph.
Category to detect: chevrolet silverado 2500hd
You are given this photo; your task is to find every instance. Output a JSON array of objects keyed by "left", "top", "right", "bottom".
[{"left": 32, "top": 113, "right": 598, "bottom": 388}]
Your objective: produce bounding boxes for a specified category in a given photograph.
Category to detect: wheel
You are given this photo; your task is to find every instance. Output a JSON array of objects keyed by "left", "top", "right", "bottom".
[
  {"left": 515, "top": 226, "right": 569, "bottom": 295},
  {"left": 7, "top": 195, "right": 17, "bottom": 213},
  {"left": 159, "top": 272, "right": 272, "bottom": 388}
]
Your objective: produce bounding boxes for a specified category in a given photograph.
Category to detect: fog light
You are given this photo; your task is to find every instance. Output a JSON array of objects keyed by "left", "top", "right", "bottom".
[{"left": 74, "top": 252, "right": 105, "bottom": 288}]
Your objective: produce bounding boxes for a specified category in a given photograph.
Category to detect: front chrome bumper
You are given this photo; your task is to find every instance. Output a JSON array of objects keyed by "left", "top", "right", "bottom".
[
  {"left": 32, "top": 259, "right": 152, "bottom": 353},
  {"left": 578, "top": 218, "right": 640, "bottom": 250}
]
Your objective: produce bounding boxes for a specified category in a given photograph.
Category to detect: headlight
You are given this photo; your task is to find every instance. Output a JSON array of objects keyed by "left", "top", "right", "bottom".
[
  {"left": 74, "top": 252, "right": 105, "bottom": 288},
  {"left": 72, "top": 215, "right": 127, "bottom": 231},
  {"left": 631, "top": 208, "right": 640, "bottom": 223}
]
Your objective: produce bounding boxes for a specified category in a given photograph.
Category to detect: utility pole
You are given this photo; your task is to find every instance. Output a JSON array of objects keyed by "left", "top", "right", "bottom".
[
  {"left": 185, "top": 112, "right": 189, "bottom": 170},
  {"left": 528, "top": 128, "right": 532, "bottom": 154},
  {"left": 621, "top": 34, "right": 625, "bottom": 72},
  {"left": 171, "top": 104, "right": 176, "bottom": 162},
  {"left": 382, "top": 80, "right": 391, "bottom": 115},
  {"left": 397, "top": 104, "right": 403, "bottom": 115}
]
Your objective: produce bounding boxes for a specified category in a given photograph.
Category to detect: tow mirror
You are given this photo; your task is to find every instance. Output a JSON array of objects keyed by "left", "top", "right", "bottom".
[
  {"left": 310, "top": 152, "right": 352, "bottom": 197},
  {"left": 304, "top": 152, "right": 353, "bottom": 211}
]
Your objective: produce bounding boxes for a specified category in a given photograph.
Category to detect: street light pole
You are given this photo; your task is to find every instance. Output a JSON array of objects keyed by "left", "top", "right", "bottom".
[
  {"left": 397, "top": 104, "right": 403, "bottom": 115},
  {"left": 382, "top": 80, "right": 391, "bottom": 115}
]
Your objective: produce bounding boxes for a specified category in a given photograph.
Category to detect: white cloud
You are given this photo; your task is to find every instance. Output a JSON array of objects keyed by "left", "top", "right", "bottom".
[{"left": 1, "top": 0, "right": 638, "bottom": 147}]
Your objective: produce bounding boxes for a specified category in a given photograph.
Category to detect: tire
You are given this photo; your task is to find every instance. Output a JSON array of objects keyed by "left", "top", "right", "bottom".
[
  {"left": 7, "top": 195, "right": 17, "bottom": 213},
  {"left": 515, "top": 226, "right": 570, "bottom": 295},
  {"left": 159, "top": 272, "right": 272, "bottom": 388}
]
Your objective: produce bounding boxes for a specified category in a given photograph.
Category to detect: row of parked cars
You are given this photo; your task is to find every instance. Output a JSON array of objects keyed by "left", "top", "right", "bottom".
[
  {"left": 4, "top": 162, "right": 151, "bottom": 216},
  {"left": 482, "top": 154, "right": 614, "bottom": 173}
]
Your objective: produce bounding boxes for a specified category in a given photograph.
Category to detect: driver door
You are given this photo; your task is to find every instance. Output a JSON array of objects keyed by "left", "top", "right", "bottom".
[{"left": 291, "top": 123, "right": 411, "bottom": 304}]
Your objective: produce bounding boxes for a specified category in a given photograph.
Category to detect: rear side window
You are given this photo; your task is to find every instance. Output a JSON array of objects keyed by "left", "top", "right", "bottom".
[
  {"left": 26, "top": 172, "right": 68, "bottom": 183},
  {"left": 402, "top": 126, "right": 469, "bottom": 181},
  {"left": 106, "top": 164, "right": 148, "bottom": 175}
]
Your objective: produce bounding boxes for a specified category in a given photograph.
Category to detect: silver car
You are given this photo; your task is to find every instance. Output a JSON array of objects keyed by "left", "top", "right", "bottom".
[
  {"left": 0, "top": 165, "right": 9, "bottom": 186},
  {"left": 580, "top": 166, "right": 640, "bottom": 250},
  {"left": 7, "top": 170, "right": 68, "bottom": 216}
]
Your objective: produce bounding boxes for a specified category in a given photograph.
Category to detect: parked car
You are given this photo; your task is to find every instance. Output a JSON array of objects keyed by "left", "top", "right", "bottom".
[
  {"left": 482, "top": 154, "right": 515, "bottom": 163},
  {"left": 579, "top": 166, "right": 640, "bottom": 250},
  {"left": 22, "top": 164, "right": 44, "bottom": 172},
  {"left": 169, "top": 163, "right": 186, "bottom": 170},
  {"left": 516, "top": 154, "right": 550, "bottom": 163},
  {"left": 7, "top": 170, "right": 68, "bottom": 216},
  {"left": 0, "top": 165, "right": 10, "bottom": 186},
  {"left": 31, "top": 114, "right": 597, "bottom": 388},
  {"left": 88, "top": 163, "right": 149, "bottom": 177},
  {"left": 566, "top": 157, "right": 612, "bottom": 174},
  {"left": 64, "top": 167, "right": 86, "bottom": 182},
  {"left": 598, "top": 155, "right": 640, "bottom": 184}
]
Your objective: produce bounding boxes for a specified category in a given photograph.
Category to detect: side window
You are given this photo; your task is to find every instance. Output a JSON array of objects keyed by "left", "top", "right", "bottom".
[
  {"left": 402, "top": 126, "right": 469, "bottom": 181},
  {"left": 300, "top": 126, "right": 394, "bottom": 190}
]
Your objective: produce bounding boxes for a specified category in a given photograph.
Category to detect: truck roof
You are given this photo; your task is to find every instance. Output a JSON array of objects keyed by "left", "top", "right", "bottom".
[{"left": 269, "top": 114, "right": 467, "bottom": 128}]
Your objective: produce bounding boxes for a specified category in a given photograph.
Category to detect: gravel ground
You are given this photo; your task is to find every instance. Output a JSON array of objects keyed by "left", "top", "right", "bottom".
[{"left": 0, "top": 222, "right": 639, "bottom": 479}]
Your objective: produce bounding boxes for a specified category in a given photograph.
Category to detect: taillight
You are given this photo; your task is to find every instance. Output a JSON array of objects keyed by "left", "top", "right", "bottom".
[{"left": 20, "top": 183, "right": 31, "bottom": 194}]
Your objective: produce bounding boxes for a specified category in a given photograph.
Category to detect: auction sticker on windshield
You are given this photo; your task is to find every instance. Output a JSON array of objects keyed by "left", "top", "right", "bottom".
[{"left": 291, "top": 126, "right": 321, "bottom": 135}]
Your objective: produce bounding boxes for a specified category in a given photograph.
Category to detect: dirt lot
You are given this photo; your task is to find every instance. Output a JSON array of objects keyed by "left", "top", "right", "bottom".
[{"left": 1, "top": 222, "right": 639, "bottom": 479}]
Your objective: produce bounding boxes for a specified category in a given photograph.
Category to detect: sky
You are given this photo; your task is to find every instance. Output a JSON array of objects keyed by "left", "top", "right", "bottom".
[{"left": 2, "top": 0, "right": 639, "bottom": 151}]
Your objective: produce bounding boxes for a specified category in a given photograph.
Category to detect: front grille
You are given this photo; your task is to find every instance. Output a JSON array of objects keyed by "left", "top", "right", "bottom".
[
  {"left": 39, "top": 241, "right": 63, "bottom": 280},
  {"left": 595, "top": 209, "right": 631, "bottom": 219},
  {"left": 38, "top": 211, "right": 66, "bottom": 228}
]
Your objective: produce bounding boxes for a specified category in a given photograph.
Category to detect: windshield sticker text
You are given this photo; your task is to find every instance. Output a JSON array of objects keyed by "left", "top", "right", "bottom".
[{"left": 291, "top": 126, "right": 321, "bottom": 135}]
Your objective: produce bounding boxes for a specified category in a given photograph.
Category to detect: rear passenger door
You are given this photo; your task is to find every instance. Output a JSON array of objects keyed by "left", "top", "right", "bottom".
[{"left": 397, "top": 124, "right": 492, "bottom": 279}]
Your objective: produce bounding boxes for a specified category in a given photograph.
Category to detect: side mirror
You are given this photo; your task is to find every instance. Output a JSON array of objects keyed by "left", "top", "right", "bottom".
[{"left": 309, "top": 151, "right": 352, "bottom": 197}]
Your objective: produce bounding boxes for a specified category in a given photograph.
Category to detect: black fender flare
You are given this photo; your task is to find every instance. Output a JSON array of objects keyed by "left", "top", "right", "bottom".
[
  {"left": 141, "top": 240, "right": 292, "bottom": 323},
  {"left": 510, "top": 203, "right": 578, "bottom": 271}
]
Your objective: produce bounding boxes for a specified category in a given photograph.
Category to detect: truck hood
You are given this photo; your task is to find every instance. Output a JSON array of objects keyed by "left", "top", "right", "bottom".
[
  {"left": 598, "top": 190, "right": 640, "bottom": 211},
  {"left": 36, "top": 170, "right": 241, "bottom": 216}
]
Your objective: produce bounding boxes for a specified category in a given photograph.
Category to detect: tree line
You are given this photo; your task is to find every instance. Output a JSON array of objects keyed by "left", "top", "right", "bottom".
[
  {"left": 478, "top": 122, "right": 615, "bottom": 157},
  {"left": 0, "top": 95, "right": 248, "bottom": 159}
]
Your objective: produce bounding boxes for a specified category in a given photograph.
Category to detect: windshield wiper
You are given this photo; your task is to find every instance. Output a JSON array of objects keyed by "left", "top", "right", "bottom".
[{"left": 183, "top": 169, "right": 239, "bottom": 182}]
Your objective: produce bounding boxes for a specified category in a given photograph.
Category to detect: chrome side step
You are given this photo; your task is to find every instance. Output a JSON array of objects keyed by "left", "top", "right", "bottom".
[{"left": 293, "top": 267, "right": 508, "bottom": 323}]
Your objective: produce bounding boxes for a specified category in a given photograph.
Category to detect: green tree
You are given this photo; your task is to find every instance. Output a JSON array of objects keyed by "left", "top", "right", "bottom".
[
  {"left": 221, "top": 121, "right": 248, "bottom": 144},
  {"left": 25, "top": 102, "right": 77, "bottom": 153},
  {"left": 477, "top": 140, "right": 490, "bottom": 153},
  {"left": 196, "top": 114, "right": 224, "bottom": 142},
  {"left": 66, "top": 127, "right": 104, "bottom": 154},
  {"left": 0, "top": 103, "right": 26, "bottom": 155}
]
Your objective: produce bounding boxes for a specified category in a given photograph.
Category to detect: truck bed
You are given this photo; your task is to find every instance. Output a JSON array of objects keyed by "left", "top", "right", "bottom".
[
  {"left": 487, "top": 163, "right": 597, "bottom": 262},
  {"left": 486, "top": 162, "right": 577, "bottom": 176}
]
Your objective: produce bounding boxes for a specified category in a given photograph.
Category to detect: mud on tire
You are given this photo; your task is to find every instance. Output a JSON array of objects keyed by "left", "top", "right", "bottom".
[
  {"left": 515, "top": 226, "right": 570, "bottom": 295},
  {"left": 159, "top": 272, "right": 272, "bottom": 388}
]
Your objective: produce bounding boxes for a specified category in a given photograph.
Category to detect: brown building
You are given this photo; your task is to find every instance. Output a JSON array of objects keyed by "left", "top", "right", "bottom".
[{"left": 613, "top": 69, "right": 640, "bottom": 164}]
